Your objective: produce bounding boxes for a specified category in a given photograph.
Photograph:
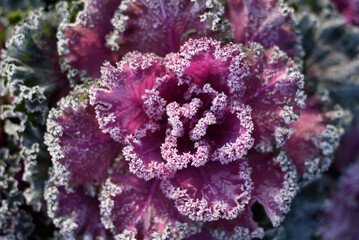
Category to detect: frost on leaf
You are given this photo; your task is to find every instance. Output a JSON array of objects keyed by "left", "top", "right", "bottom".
[
  {"left": 59, "top": 0, "right": 228, "bottom": 80},
  {"left": 207, "top": 151, "right": 297, "bottom": 239},
  {"left": 90, "top": 53, "right": 164, "bottom": 143},
  {"left": 284, "top": 98, "right": 347, "bottom": 184},
  {"left": 58, "top": 0, "right": 121, "bottom": 80},
  {"left": 227, "top": 0, "right": 299, "bottom": 58},
  {"left": 107, "top": 0, "right": 227, "bottom": 55},
  {"left": 0, "top": 149, "right": 35, "bottom": 239},
  {"left": 1, "top": 6, "right": 71, "bottom": 141},
  {"left": 248, "top": 151, "right": 298, "bottom": 227},
  {"left": 100, "top": 172, "right": 199, "bottom": 239},
  {"left": 45, "top": 177, "right": 112, "bottom": 240},
  {"left": 161, "top": 160, "right": 253, "bottom": 222},
  {"left": 45, "top": 85, "right": 121, "bottom": 190},
  {"left": 20, "top": 143, "right": 51, "bottom": 211},
  {"left": 240, "top": 43, "right": 304, "bottom": 151},
  {"left": 322, "top": 161, "right": 359, "bottom": 240},
  {"left": 91, "top": 38, "right": 303, "bottom": 183}
]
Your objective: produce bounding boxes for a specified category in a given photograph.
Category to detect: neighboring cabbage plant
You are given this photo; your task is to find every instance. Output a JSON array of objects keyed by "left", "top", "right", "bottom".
[
  {"left": 0, "top": 2, "right": 75, "bottom": 212},
  {"left": 321, "top": 159, "right": 359, "bottom": 240}
]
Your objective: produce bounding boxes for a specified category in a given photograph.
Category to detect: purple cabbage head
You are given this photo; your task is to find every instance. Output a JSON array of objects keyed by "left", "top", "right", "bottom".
[{"left": 42, "top": 0, "right": 347, "bottom": 239}]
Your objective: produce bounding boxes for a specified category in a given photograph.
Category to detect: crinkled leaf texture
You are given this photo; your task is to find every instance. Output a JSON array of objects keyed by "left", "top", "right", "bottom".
[
  {"left": 0, "top": 148, "right": 35, "bottom": 239},
  {"left": 91, "top": 38, "right": 304, "bottom": 179},
  {"left": 1, "top": 4, "right": 72, "bottom": 211},
  {"left": 227, "top": 0, "right": 300, "bottom": 58},
  {"left": 86, "top": 38, "right": 308, "bottom": 238},
  {"left": 46, "top": 19, "right": 346, "bottom": 239},
  {"left": 45, "top": 84, "right": 121, "bottom": 190},
  {"left": 100, "top": 170, "right": 200, "bottom": 239},
  {"left": 58, "top": 0, "right": 228, "bottom": 80},
  {"left": 45, "top": 175, "right": 112, "bottom": 240},
  {"left": 284, "top": 98, "right": 349, "bottom": 184},
  {"left": 2, "top": 6, "right": 71, "bottom": 133},
  {"left": 294, "top": 0, "right": 359, "bottom": 115},
  {"left": 58, "top": 0, "right": 121, "bottom": 80}
]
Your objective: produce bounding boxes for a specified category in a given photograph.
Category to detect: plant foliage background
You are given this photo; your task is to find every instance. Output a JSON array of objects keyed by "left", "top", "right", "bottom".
[{"left": 0, "top": 0, "right": 358, "bottom": 239}]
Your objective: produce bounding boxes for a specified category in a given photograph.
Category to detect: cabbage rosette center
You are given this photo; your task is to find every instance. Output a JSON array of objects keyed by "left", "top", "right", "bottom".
[{"left": 90, "top": 38, "right": 304, "bottom": 223}]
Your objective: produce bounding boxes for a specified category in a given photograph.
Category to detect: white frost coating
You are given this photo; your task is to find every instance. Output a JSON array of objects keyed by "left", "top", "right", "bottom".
[
  {"left": 299, "top": 107, "right": 349, "bottom": 185},
  {"left": 142, "top": 89, "right": 167, "bottom": 121},
  {"left": 20, "top": 144, "right": 45, "bottom": 211},
  {"left": 122, "top": 123, "right": 176, "bottom": 181},
  {"left": 106, "top": 0, "right": 229, "bottom": 51},
  {"left": 160, "top": 161, "right": 253, "bottom": 222},
  {"left": 302, "top": 124, "right": 344, "bottom": 184},
  {"left": 99, "top": 178, "right": 123, "bottom": 231},
  {"left": 272, "top": 150, "right": 298, "bottom": 226},
  {"left": 190, "top": 111, "right": 216, "bottom": 141},
  {"left": 209, "top": 91, "right": 228, "bottom": 119},
  {"left": 90, "top": 53, "right": 162, "bottom": 143},
  {"left": 279, "top": 106, "right": 299, "bottom": 125},
  {"left": 180, "top": 37, "right": 220, "bottom": 60},
  {"left": 274, "top": 127, "right": 295, "bottom": 147},
  {"left": 211, "top": 104, "right": 254, "bottom": 164},
  {"left": 0, "top": 105, "right": 27, "bottom": 141},
  {"left": 100, "top": 178, "right": 200, "bottom": 240},
  {"left": 56, "top": 0, "right": 101, "bottom": 82},
  {"left": 114, "top": 230, "right": 137, "bottom": 240},
  {"left": 149, "top": 221, "right": 201, "bottom": 240},
  {"left": 44, "top": 172, "right": 78, "bottom": 240},
  {"left": 226, "top": 52, "right": 250, "bottom": 97},
  {"left": 106, "top": 0, "right": 130, "bottom": 51},
  {"left": 123, "top": 143, "right": 175, "bottom": 181},
  {"left": 44, "top": 85, "right": 88, "bottom": 189},
  {"left": 3, "top": 3, "right": 70, "bottom": 113},
  {"left": 166, "top": 98, "right": 203, "bottom": 137},
  {"left": 199, "top": 0, "right": 230, "bottom": 32},
  {"left": 161, "top": 136, "right": 211, "bottom": 169},
  {"left": 113, "top": 221, "right": 200, "bottom": 240}
]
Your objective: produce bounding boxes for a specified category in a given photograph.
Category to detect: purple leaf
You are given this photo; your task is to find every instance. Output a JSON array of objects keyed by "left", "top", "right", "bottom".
[
  {"left": 161, "top": 160, "right": 252, "bottom": 222},
  {"left": 100, "top": 171, "right": 199, "bottom": 239},
  {"left": 45, "top": 183, "right": 112, "bottom": 239},
  {"left": 59, "top": 0, "right": 121, "bottom": 79},
  {"left": 227, "top": 0, "right": 299, "bottom": 57},
  {"left": 45, "top": 86, "right": 121, "bottom": 189},
  {"left": 107, "top": 0, "right": 226, "bottom": 55}
]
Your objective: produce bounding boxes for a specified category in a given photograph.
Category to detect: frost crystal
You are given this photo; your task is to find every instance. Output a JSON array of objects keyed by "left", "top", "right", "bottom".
[
  {"left": 45, "top": 85, "right": 121, "bottom": 190},
  {"left": 59, "top": 0, "right": 228, "bottom": 80},
  {"left": 45, "top": 172, "right": 112, "bottom": 239}
]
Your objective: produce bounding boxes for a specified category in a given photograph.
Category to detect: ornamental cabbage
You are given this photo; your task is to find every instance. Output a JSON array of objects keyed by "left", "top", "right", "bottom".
[{"left": 0, "top": 0, "right": 353, "bottom": 239}]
